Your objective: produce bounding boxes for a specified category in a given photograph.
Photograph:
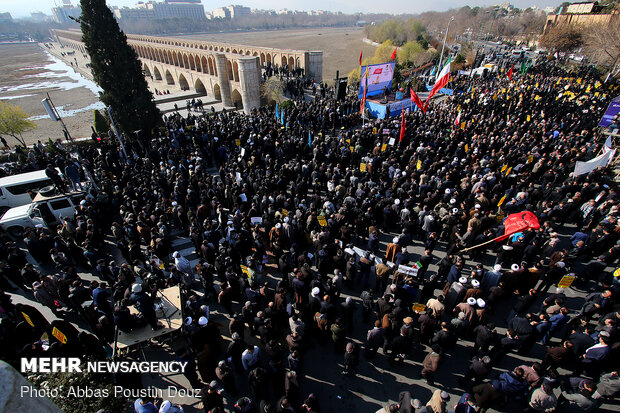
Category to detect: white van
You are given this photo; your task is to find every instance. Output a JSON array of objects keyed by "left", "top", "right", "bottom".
[{"left": 0, "top": 170, "right": 56, "bottom": 213}]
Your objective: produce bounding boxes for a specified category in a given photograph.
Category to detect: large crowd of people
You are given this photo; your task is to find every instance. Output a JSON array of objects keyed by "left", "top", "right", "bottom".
[{"left": 0, "top": 60, "right": 620, "bottom": 413}]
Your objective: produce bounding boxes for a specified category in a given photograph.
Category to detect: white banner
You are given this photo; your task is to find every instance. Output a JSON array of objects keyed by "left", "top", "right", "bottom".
[{"left": 574, "top": 149, "right": 615, "bottom": 176}]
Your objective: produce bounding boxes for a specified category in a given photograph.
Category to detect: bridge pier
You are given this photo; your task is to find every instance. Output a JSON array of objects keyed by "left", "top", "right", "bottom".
[
  {"left": 214, "top": 53, "right": 233, "bottom": 107},
  {"left": 237, "top": 56, "right": 261, "bottom": 114}
]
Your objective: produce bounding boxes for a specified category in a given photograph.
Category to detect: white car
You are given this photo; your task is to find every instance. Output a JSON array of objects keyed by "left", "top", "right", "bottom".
[{"left": 0, "top": 186, "right": 89, "bottom": 237}]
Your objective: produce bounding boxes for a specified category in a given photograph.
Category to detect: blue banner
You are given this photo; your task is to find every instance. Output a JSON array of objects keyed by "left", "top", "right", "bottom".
[
  {"left": 358, "top": 62, "right": 396, "bottom": 99},
  {"left": 599, "top": 96, "right": 620, "bottom": 128}
]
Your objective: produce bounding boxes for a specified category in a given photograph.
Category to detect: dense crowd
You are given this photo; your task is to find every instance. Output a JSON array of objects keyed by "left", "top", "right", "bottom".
[{"left": 1, "top": 61, "right": 620, "bottom": 413}]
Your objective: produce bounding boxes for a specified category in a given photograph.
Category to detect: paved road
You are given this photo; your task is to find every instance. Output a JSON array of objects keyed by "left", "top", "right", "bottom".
[{"left": 9, "top": 214, "right": 616, "bottom": 413}]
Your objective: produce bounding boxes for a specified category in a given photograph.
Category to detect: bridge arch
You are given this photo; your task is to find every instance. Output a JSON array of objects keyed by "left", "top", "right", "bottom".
[
  {"left": 233, "top": 61, "right": 239, "bottom": 82},
  {"left": 195, "top": 78, "right": 206, "bottom": 95},
  {"left": 281, "top": 55, "right": 287, "bottom": 67},
  {"left": 289, "top": 56, "right": 294, "bottom": 68},
  {"left": 266, "top": 53, "right": 271, "bottom": 64},
  {"left": 143, "top": 63, "right": 151, "bottom": 77},
  {"left": 260, "top": 53, "right": 265, "bottom": 65},
  {"left": 152, "top": 66, "right": 162, "bottom": 81},
  {"left": 165, "top": 70, "right": 175, "bottom": 85},
  {"left": 232, "top": 89, "right": 242, "bottom": 108},
  {"left": 227, "top": 60, "right": 233, "bottom": 80},
  {"left": 179, "top": 73, "right": 189, "bottom": 90},
  {"left": 213, "top": 84, "right": 221, "bottom": 101},
  {"left": 209, "top": 56, "right": 216, "bottom": 76},
  {"left": 201, "top": 56, "right": 208, "bottom": 74}
]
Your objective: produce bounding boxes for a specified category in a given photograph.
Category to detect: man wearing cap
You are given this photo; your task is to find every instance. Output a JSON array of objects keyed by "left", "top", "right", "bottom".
[
  {"left": 459, "top": 355, "right": 492, "bottom": 387},
  {"left": 200, "top": 380, "right": 224, "bottom": 411}
]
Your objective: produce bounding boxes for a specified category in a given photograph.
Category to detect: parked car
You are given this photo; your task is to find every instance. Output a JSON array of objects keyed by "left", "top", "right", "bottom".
[{"left": 0, "top": 186, "right": 93, "bottom": 237}]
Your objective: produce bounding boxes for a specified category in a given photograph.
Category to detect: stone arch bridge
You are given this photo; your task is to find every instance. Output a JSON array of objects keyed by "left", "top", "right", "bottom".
[{"left": 51, "top": 29, "right": 323, "bottom": 114}]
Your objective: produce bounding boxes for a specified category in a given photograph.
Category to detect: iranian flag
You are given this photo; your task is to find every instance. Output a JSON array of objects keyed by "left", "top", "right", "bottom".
[
  {"left": 454, "top": 110, "right": 462, "bottom": 127},
  {"left": 424, "top": 57, "right": 451, "bottom": 105}
]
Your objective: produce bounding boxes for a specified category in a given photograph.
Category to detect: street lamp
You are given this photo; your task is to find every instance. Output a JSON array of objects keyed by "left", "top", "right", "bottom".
[{"left": 438, "top": 16, "right": 455, "bottom": 73}]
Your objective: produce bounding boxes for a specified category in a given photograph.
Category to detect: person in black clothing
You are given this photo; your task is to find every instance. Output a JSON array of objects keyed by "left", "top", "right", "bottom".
[
  {"left": 201, "top": 380, "right": 224, "bottom": 412},
  {"left": 472, "top": 322, "right": 496, "bottom": 356},
  {"left": 44, "top": 163, "right": 67, "bottom": 192},
  {"left": 129, "top": 283, "right": 162, "bottom": 330}
]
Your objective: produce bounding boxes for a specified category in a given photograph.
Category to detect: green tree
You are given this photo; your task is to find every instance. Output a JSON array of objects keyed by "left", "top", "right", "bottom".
[
  {"left": 373, "top": 40, "right": 396, "bottom": 64},
  {"left": 79, "top": 0, "right": 161, "bottom": 139},
  {"left": 397, "top": 41, "right": 425, "bottom": 65},
  {"left": 0, "top": 101, "right": 36, "bottom": 147},
  {"left": 93, "top": 109, "right": 109, "bottom": 134}
]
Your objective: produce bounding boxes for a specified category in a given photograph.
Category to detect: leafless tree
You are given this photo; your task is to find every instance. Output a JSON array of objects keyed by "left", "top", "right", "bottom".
[{"left": 583, "top": 21, "right": 620, "bottom": 73}]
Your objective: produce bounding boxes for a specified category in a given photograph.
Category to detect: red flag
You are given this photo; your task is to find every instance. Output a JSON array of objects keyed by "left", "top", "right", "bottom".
[
  {"left": 399, "top": 109, "right": 406, "bottom": 143},
  {"left": 359, "top": 51, "right": 362, "bottom": 66},
  {"left": 410, "top": 88, "right": 426, "bottom": 114},
  {"left": 494, "top": 211, "right": 540, "bottom": 242},
  {"left": 391, "top": 47, "right": 397, "bottom": 60},
  {"left": 507, "top": 64, "right": 514, "bottom": 81}
]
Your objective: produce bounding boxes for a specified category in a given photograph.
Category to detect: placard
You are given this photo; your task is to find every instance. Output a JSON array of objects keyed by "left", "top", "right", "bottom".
[
  {"left": 317, "top": 216, "right": 327, "bottom": 226},
  {"left": 52, "top": 326, "right": 68, "bottom": 344},
  {"left": 22, "top": 312, "right": 34, "bottom": 327},
  {"left": 250, "top": 217, "right": 262, "bottom": 225},
  {"left": 360, "top": 163, "right": 367, "bottom": 172},
  {"left": 557, "top": 275, "right": 576, "bottom": 289},
  {"left": 412, "top": 303, "right": 426, "bottom": 312}
]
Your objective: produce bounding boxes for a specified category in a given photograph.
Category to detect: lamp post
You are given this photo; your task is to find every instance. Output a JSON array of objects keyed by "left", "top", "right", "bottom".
[{"left": 438, "top": 16, "right": 455, "bottom": 73}]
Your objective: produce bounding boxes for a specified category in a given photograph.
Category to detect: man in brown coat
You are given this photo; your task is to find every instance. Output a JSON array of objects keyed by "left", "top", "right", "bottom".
[{"left": 421, "top": 344, "right": 442, "bottom": 385}]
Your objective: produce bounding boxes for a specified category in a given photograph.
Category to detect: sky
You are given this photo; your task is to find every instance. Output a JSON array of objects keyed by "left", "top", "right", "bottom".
[{"left": 4, "top": 0, "right": 565, "bottom": 19}]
